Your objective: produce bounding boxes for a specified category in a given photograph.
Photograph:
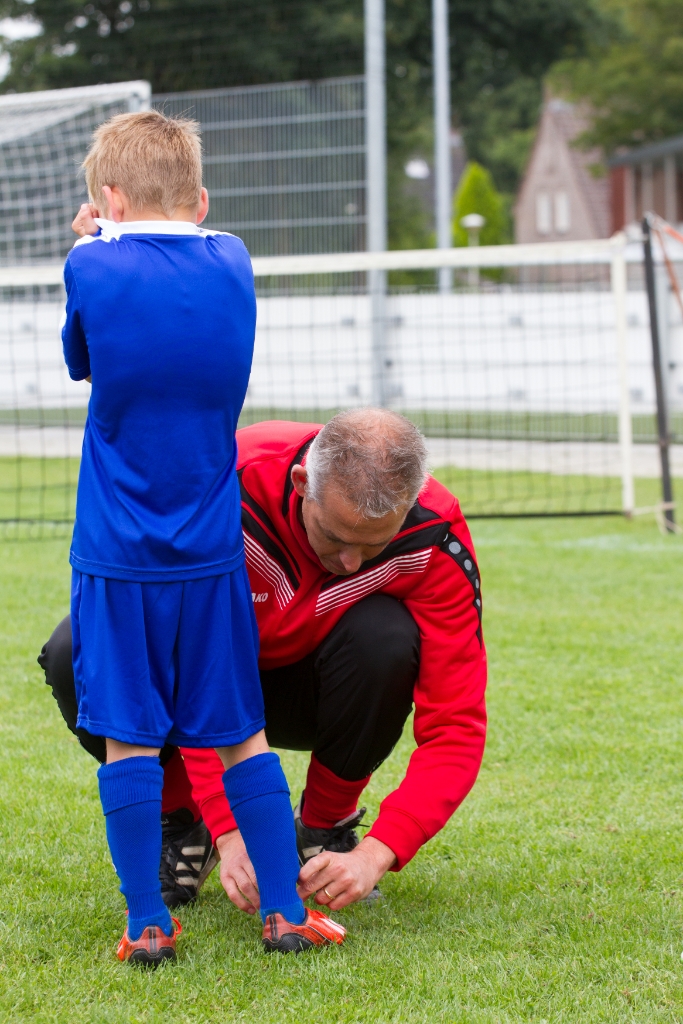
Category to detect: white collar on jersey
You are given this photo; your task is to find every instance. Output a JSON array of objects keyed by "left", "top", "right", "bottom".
[{"left": 94, "top": 218, "right": 202, "bottom": 238}]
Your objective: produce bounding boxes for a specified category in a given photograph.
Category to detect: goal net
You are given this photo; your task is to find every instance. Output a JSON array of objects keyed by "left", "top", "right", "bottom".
[
  {"left": 0, "top": 82, "right": 151, "bottom": 266},
  {"left": 2, "top": 236, "right": 680, "bottom": 532},
  {"left": 154, "top": 77, "right": 366, "bottom": 257}
]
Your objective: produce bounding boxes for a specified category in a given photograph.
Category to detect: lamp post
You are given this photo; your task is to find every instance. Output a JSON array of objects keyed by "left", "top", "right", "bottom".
[
  {"left": 365, "top": 0, "right": 388, "bottom": 406},
  {"left": 460, "top": 212, "right": 485, "bottom": 286},
  {"left": 433, "top": 0, "right": 452, "bottom": 293}
]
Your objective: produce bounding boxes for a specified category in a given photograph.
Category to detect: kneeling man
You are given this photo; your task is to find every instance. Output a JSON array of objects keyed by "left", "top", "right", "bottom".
[{"left": 39, "top": 409, "right": 487, "bottom": 912}]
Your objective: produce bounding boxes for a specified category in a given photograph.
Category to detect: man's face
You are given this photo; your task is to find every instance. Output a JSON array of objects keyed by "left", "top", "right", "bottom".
[{"left": 291, "top": 466, "right": 408, "bottom": 575}]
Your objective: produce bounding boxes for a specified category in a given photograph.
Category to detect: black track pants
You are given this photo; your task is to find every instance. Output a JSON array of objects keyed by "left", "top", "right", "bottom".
[{"left": 38, "top": 593, "right": 419, "bottom": 782}]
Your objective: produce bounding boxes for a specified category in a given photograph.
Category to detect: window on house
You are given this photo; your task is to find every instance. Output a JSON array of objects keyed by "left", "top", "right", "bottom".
[
  {"left": 555, "top": 191, "right": 570, "bottom": 233},
  {"left": 536, "top": 192, "right": 551, "bottom": 234}
]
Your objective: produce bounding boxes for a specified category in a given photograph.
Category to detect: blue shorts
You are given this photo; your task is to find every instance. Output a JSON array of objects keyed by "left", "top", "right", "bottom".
[{"left": 71, "top": 564, "right": 265, "bottom": 748}]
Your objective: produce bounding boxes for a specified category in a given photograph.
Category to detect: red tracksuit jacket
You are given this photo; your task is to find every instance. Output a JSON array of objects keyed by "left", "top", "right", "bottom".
[{"left": 180, "top": 421, "right": 487, "bottom": 869}]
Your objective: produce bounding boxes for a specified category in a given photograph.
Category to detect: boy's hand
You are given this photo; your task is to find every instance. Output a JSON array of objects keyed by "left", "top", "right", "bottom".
[{"left": 72, "top": 203, "right": 100, "bottom": 237}]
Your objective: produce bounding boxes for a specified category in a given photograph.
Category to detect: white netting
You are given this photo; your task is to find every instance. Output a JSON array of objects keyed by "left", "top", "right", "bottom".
[
  {"left": 0, "top": 82, "right": 150, "bottom": 266},
  {"left": 1, "top": 239, "right": 680, "bottom": 529}
]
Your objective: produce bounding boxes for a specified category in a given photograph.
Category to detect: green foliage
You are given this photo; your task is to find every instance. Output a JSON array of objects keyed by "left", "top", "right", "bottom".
[
  {"left": 0, "top": 1, "right": 365, "bottom": 94},
  {"left": 460, "top": 77, "right": 543, "bottom": 198},
  {"left": 452, "top": 162, "right": 508, "bottom": 246},
  {"left": 550, "top": 0, "right": 683, "bottom": 154},
  {"left": 0, "top": 0, "right": 605, "bottom": 246},
  {"left": 0, "top": 0, "right": 604, "bottom": 98},
  {"left": 2, "top": 513, "right": 683, "bottom": 1020}
]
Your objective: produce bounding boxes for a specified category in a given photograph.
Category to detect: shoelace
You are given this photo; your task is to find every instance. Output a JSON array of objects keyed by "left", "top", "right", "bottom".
[{"left": 323, "top": 809, "right": 370, "bottom": 853}]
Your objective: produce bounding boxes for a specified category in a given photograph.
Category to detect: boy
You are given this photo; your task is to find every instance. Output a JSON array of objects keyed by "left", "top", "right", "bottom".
[{"left": 63, "top": 110, "right": 345, "bottom": 964}]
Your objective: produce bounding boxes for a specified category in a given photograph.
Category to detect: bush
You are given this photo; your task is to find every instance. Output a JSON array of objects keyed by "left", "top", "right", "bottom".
[{"left": 453, "top": 162, "right": 509, "bottom": 246}]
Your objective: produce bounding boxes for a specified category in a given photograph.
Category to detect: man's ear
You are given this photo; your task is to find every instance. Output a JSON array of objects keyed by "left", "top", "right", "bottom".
[{"left": 291, "top": 465, "right": 307, "bottom": 498}]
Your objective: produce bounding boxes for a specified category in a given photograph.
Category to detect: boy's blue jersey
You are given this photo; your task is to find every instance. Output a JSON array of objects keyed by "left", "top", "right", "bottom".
[{"left": 62, "top": 220, "right": 256, "bottom": 582}]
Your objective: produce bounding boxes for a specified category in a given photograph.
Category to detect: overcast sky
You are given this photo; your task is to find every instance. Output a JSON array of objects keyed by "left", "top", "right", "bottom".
[
  {"left": 0, "top": 15, "right": 42, "bottom": 41},
  {"left": 0, "top": 14, "right": 43, "bottom": 82}
]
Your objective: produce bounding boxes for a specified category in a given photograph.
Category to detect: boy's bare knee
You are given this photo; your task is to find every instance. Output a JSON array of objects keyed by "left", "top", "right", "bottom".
[
  {"left": 105, "top": 738, "right": 161, "bottom": 763},
  {"left": 215, "top": 729, "right": 269, "bottom": 771}
]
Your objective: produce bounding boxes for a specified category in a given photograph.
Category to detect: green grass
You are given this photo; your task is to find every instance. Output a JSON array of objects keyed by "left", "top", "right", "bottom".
[
  {"left": 3, "top": 406, "right": 680, "bottom": 444},
  {"left": 237, "top": 408, "right": 682, "bottom": 445},
  {"left": 433, "top": 466, "right": 623, "bottom": 517},
  {"left": 0, "top": 458, "right": 79, "bottom": 524},
  {"left": 432, "top": 469, "right": 682, "bottom": 517},
  {"left": 2, "top": 454, "right": 680, "bottom": 524},
  {"left": 2, "top": 516, "right": 683, "bottom": 1021}
]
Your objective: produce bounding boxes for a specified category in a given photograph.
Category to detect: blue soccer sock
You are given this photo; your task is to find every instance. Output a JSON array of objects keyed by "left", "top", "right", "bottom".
[
  {"left": 222, "top": 752, "right": 305, "bottom": 925},
  {"left": 97, "top": 757, "right": 173, "bottom": 942}
]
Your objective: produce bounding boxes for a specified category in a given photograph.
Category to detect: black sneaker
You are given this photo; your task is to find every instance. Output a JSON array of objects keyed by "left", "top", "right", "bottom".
[
  {"left": 159, "top": 809, "right": 217, "bottom": 908},
  {"left": 294, "top": 793, "right": 381, "bottom": 903}
]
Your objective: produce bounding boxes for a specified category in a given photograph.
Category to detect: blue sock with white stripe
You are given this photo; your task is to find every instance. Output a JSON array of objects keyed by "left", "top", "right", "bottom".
[
  {"left": 98, "top": 757, "right": 173, "bottom": 941},
  {"left": 222, "top": 752, "right": 306, "bottom": 924}
]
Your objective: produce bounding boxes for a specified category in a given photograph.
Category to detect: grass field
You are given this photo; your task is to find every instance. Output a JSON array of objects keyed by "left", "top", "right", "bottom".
[
  {"left": 1, "top": 454, "right": 680, "bottom": 523},
  {"left": 1, "top": 514, "right": 683, "bottom": 1022},
  {"left": 3, "top": 406, "right": 681, "bottom": 443}
]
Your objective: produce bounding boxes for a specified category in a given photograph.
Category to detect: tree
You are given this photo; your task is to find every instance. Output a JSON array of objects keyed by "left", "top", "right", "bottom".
[
  {"left": 0, "top": 0, "right": 603, "bottom": 97},
  {"left": 0, "top": 0, "right": 603, "bottom": 245},
  {"left": 459, "top": 78, "right": 543, "bottom": 198},
  {"left": 0, "top": 1, "right": 363, "bottom": 93},
  {"left": 550, "top": 0, "right": 683, "bottom": 154},
  {"left": 452, "top": 162, "right": 508, "bottom": 246}
]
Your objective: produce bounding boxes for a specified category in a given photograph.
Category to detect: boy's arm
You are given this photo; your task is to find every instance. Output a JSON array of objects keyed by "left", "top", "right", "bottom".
[
  {"left": 179, "top": 746, "right": 238, "bottom": 840},
  {"left": 61, "top": 259, "right": 91, "bottom": 382},
  {"left": 179, "top": 747, "right": 262, "bottom": 914}
]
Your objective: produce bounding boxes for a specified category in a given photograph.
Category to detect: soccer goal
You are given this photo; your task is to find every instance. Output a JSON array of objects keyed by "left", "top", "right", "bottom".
[
  {"left": 0, "top": 82, "right": 151, "bottom": 266},
  {"left": 1, "top": 235, "right": 681, "bottom": 530}
]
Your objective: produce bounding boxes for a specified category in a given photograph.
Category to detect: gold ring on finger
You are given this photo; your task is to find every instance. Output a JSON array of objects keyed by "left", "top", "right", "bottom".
[{"left": 323, "top": 887, "right": 333, "bottom": 899}]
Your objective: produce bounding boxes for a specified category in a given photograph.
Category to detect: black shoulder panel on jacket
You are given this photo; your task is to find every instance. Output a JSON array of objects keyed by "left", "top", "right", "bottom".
[
  {"left": 239, "top": 470, "right": 300, "bottom": 577},
  {"left": 440, "top": 531, "right": 482, "bottom": 643},
  {"left": 400, "top": 501, "right": 443, "bottom": 530},
  {"left": 281, "top": 438, "right": 315, "bottom": 518}
]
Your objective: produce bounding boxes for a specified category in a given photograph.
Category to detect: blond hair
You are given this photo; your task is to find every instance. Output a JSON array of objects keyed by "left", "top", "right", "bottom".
[{"left": 83, "top": 110, "right": 203, "bottom": 218}]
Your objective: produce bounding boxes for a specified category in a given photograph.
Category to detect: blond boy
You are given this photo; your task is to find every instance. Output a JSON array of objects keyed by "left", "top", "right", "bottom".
[{"left": 63, "top": 111, "right": 344, "bottom": 963}]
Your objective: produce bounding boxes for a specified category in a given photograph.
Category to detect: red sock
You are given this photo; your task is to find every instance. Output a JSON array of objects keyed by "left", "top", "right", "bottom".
[
  {"left": 301, "top": 753, "right": 371, "bottom": 829},
  {"left": 161, "top": 748, "right": 201, "bottom": 821}
]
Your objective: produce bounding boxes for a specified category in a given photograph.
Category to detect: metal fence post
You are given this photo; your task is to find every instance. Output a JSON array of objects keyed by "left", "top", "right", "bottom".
[
  {"left": 365, "top": 0, "right": 388, "bottom": 406},
  {"left": 611, "top": 240, "right": 635, "bottom": 515},
  {"left": 642, "top": 215, "right": 676, "bottom": 529},
  {"left": 433, "top": 0, "right": 452, "bottom": 293}
]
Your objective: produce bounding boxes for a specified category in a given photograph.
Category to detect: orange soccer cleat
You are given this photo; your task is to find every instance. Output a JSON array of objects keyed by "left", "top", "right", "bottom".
[
  {"left": 262, "top": 908, "right": 346, "bottom": 954},
  {"left": 117, "top": 916, "right": 182, "bottom": 967}
]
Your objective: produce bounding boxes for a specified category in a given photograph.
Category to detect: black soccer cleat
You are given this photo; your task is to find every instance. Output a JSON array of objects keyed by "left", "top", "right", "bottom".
[
  {"left": 159, "top": 808, "right": 217, "bottom": 908},
  {"left": 294, "top": 794, "right": 381, "bottom": 903}
]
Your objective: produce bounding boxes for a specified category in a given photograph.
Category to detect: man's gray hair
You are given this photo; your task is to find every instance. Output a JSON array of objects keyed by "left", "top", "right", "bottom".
[{"left": 304, "top": 408, "right": 428, "bottom": 518}]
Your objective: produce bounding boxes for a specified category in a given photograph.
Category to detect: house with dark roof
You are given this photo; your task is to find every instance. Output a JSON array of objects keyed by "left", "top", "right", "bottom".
[
  {"left": 515, "top": 98, "right": 610, "bottom": 243},
  {"left": 610, "top": 136, "right": 683, "bottom": 230}
]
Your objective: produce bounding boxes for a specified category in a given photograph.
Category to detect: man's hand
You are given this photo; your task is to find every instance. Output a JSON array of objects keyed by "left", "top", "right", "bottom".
[
  {"left": 71, "top": 203, "right": 100, "bottom": 238},
  {"left": 297, "top": 836, "right": 397, "bottom": 910},
  {"left": 215, "top": 829, "right": 260, "bottom": 915}
]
